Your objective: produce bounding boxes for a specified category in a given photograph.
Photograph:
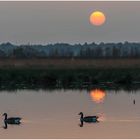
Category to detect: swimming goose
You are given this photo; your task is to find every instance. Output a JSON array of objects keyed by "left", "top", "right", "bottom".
[
  {"left": 78, "top": 112, "right": 99, "bottom": 123},
  {"left": 3, "top": 113, "right": 21, "bottom": 124}
]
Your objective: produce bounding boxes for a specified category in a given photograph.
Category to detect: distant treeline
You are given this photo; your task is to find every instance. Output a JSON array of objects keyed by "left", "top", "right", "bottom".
[{"left": 1, "top": 42, "right": 140, "bottom": 58}]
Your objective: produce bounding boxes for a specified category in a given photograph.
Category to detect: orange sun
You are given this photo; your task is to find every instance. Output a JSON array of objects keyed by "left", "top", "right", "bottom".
[
  {"left": 90, "top": 11, "right": 106, "bottom": 26},
  {"left": 90, "top": 89, "right": 106, "bottom": 103}
]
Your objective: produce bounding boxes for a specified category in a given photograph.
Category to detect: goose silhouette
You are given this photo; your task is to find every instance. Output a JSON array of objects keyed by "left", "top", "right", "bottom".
[
  {"left": 3, "top": 113, "right": 21, "bottom": 125},
  {"left": 78, "top": 112, "right": 99, "bottom": 123}
]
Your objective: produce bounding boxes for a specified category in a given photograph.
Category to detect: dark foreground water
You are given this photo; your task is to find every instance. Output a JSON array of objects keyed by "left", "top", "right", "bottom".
[{"left": 0, "top": 89, "right": 140, "bottom": 138}]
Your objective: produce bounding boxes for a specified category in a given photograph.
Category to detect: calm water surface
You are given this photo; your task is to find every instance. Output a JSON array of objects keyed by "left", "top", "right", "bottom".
[{"left": 0, "top": 89, "right": 140, "bottom": 138}]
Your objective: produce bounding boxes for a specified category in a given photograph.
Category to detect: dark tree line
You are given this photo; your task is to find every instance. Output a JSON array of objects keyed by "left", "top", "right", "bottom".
[{"left": 0, "top": 42, "right": 140, "bottom": 58}]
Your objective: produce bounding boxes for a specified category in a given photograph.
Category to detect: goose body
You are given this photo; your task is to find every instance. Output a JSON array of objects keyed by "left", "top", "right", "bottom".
[
  {"left": 79, "top": 112, "right": 99, "bottom": 123},
  {"left": 3, "top": 113, "right": 21, "bottom": 124},
  {"left": 82, "top": 116, "right": 99, "bottom": 122}
]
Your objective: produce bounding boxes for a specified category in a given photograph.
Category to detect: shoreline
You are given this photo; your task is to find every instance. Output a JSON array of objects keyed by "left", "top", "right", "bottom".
[{"left": 0, "top": 58, "right": 139, "bottom": 69}]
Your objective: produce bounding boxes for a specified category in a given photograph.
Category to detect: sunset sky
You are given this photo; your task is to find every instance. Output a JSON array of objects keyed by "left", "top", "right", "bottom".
[{"left": 0, "top": 1, "right": 140, "bottom": 44}]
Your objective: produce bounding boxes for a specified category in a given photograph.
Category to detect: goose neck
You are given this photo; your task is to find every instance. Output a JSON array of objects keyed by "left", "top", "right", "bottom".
[
  {"left": 80, "top": 113, "right": 83, "bottom": 119},
  {"left": 4, "top": 114, "right": 7, "bottom": 120}
]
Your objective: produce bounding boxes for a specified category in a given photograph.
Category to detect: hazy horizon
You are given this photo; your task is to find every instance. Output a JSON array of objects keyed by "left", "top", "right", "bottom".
[{"left": 0, "top": 1, "right": 140, "bottom": 45}]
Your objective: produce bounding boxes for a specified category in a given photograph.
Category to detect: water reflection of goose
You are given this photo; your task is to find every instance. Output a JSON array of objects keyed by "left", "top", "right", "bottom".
[
  {"left": 78, "top": 112, "right": 99, "bottom": 127},
  {"left": 3, "top": 113, "right": 21, "bottom": 125}
]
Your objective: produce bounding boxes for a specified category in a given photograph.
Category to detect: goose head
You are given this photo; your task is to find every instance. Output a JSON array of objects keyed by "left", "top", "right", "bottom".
[
  {"left": 2, "top": 113, "right": 7, "bottom": 116},
  {"left": 78, "top": 112, "right": 84, "bottom": 120},
  {"left": 2, "top": 113, "right": 7, "bottom": 120},
  {"left": 78, "top": 112, "right": 83, "bottom": 115}
]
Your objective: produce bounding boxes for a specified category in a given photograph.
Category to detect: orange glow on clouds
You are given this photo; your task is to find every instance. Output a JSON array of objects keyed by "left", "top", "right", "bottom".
[
  {"left": 90, "top": 89, "right": 106, "bottom": 103},
  {"left": 90, "top": 11, "right": 106, "bottom": 26}
]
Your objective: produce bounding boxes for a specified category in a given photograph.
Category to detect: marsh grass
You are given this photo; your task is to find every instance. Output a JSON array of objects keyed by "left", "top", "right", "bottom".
[{"left": 0, "top": 67, "right": 140, "bottom": 91}]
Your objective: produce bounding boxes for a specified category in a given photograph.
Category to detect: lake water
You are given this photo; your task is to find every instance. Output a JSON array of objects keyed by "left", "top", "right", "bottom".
[{"left": 0, "top": 89, "right": 140, "bottom": 138}]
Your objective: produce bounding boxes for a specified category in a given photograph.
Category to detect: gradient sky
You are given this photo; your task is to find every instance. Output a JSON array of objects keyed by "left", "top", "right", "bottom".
[{"left": 0, "top": 1, "right": 140, "bottom": 44}]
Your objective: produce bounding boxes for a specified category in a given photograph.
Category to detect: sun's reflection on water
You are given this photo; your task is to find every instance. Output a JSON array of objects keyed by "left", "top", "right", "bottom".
[{"left": 90, "top": 89, "right": 106, "bottom": 103}]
